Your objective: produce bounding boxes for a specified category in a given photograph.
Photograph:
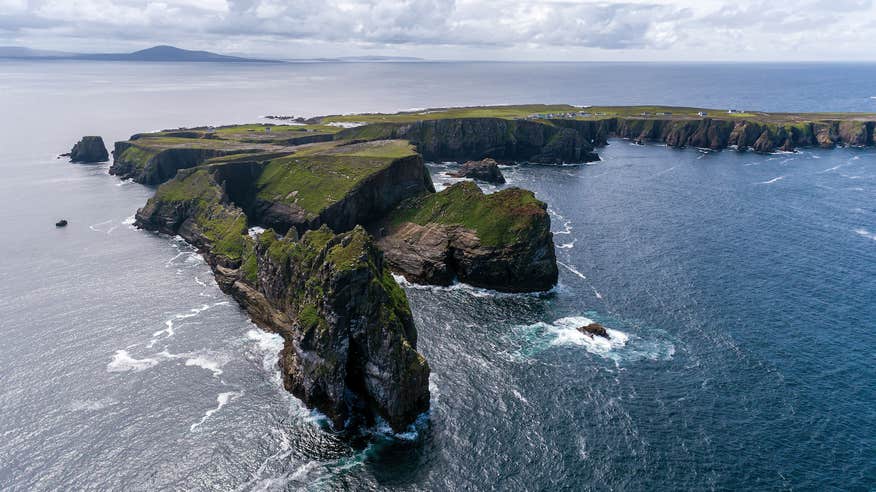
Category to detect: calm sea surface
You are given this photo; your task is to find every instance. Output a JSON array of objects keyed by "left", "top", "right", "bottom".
[{"left": 0, "top": 61, "right": 874, "bottom": 490}]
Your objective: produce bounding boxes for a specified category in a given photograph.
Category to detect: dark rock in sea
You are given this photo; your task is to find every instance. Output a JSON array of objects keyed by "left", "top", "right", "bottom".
[
  {"left": 449, "top": 158, "right": 506, "bottom": 184},
  {"left": 577, "top": 322, "right": 609, "bottom": 339},
  {"left": 377, "top": 181, "right": 558, "bottom": 292},
  {"left": 69, "top": 136, "right": 109, "bottom": 163},
  {"left": 55, "top": 219, "right": 68, "bottom": 227}
]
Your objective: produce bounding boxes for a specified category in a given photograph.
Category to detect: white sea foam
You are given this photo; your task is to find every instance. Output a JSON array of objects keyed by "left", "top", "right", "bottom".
[
  {"left": 107, "top": 350, "right": 159, "bottom": 372},
  {"left": 557, "top": 261, "right": 586, "bottom": 280},
  {"left": 554, "top": 220, "right": 573, "bottom": 236},
  {"left": 122, "top": 215, "right": 135, "bottom": 225},
  {"left": 190, "top": 391, "right": 242, "bottom": 431},
  {"left": 390, "top": 273, "right": 552, "bottom": 298},
  {"left": 557, "top": 239, "right": 576, "bottom": 249},
  {"left": 184, "top": 355, "right": 227, "bottom": 377},
  {"left": 758, "top": 175, "right": 785, "bottom": 184},
  {"left": 854, "top": 228, "right": 876, "bottom": 241},
  {"left": 545, "top": 316, "right": 630, "bottom": 354}
]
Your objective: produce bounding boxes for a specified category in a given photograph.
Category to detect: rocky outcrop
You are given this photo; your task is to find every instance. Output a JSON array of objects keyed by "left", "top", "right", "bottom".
[
  {"left": 449, "top": 158, "right": 506, "bottom": 184},
  {"left": 134, "top": 167, "right": 430, "bottom": 432},
  {"left": 577, "top": 322, "right": 609, "bottom": 339},
  {"left": 69, "top": 136, "right": 109, "bottom": 162},
  {"left": 251, "top": 147, "right": 434, "bottom": 236},
  {"left": 377, "top": 181, "right": 558, "bottom": 292},
  {"left": 337, "top": 118, "right": 601, "bottom": 164},
  {"left": 110, "top": 141, "right": 262, "bottom": 185}
]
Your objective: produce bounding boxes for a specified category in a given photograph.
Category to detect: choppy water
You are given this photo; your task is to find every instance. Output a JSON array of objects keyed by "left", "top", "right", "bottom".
[{"left": 0, "top": 60, "right": 874, "bottom": 490}]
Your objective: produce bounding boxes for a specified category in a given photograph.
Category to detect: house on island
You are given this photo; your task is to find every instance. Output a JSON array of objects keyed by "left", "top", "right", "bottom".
[{"left": 697, "top": 111, "right": 708, "bottom": 117}]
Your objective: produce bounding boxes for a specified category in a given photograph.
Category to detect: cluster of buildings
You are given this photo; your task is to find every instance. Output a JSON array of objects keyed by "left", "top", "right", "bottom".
[{"left": 523, "top": 108, "right": 746, "bottom": 120}]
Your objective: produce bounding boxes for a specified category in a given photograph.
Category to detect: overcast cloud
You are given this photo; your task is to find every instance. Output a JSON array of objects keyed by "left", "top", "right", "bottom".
[{"left": 1, "top": 0, "right": 875, "bottom": 60}]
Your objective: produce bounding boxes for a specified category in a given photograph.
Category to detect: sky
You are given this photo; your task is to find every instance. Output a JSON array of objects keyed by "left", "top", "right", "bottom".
[{"left": 1, "top": 0, "right": 876, "bottom": 61}]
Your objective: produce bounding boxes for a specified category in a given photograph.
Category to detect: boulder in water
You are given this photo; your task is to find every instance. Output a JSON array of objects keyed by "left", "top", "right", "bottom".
[
  {"left": 69, "top": 136, "right": 109, "bottom": 163},
  {"left": 577, "top": 321, "right": 609, "bottom": 339},
  {"left": 55, "top": 219, "right": 68, "bottom": 227},
  {"left": 449, "top": 158, "right": 506, "bottom": 184}
]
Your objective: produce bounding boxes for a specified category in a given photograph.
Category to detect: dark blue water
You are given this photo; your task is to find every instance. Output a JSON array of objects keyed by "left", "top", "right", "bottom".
[{"left": 0, "top": 61, "right": 874, "bottom": 490}]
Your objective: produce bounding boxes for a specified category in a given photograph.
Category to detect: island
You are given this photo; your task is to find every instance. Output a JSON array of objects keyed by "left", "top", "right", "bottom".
[{"left": 104, "top": 103, "right": 876, "bottom": 434}]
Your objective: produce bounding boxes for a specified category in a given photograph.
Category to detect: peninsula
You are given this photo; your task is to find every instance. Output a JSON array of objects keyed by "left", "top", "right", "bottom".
[{"left": 104, "top": 103, "right": 875, "bottom": 433}]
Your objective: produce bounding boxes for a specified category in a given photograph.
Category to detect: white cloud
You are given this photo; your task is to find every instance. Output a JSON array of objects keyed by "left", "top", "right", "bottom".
[{"left": 1, "top": 0, "right": 875, "bottom": 60}]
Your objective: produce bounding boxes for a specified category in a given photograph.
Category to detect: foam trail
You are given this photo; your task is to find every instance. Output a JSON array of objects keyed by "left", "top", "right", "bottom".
[
  {"left": 557, "top": 261, "right": 586, "bottom": 280},
  {"left": 107, "top": 350, "right": 159, "bottom": 372},
  {"left": 758, "top": 176, "right": 785, "bottom": 185},
  {"left": 854, "top": 228, "right": 876, "bottom": 241},
  {"left": 557, "top": 239, "right": 576, "bottom": 249},
  {"left": 190, "top": 392, "right": 242, "bottom": 431}
]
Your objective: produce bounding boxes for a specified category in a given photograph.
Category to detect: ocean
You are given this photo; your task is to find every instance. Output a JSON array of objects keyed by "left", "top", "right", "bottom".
[{"left": 0, "top": 60, "right": 874, "bottom": 490}]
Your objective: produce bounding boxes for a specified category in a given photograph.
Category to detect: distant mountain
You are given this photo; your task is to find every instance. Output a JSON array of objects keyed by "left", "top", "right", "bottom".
[{"left": 0, "top": 45, "right": 279, "bottom": 63}]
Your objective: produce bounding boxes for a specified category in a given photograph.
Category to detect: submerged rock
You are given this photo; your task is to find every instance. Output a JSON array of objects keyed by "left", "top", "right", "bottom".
[
  {"left": 69, "top": 136, "right": 109, "bottom": 163},
  {"left": 450, "top": 158, "right": 506, "bottom": 184},
  {"left": 55, "top": 219, "right": 68, "bottom": 227},
  {"left": 577, "top": 322, "right": 609, "bottom": 339}
]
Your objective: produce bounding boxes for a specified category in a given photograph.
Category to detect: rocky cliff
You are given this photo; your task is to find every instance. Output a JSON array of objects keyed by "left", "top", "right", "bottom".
[
  {"left": 377, "top": 181, "right": 558, "bottom": 292},
  {"left": 69, "top": 136, "right": 109, "bottom": 162},
  {"left": 603, "top": 117, "right": 876, "bottom": 152},
  {"left": 134, "top": 166, "right": 430, "bottom": 432},
  {"left": 110, "top": 140, "right": 263, "bottom": 185},
  {"left": 337, "top": 118, "right": 601, "bottom": 164},
  {"left": 249, "top": 141, "right": 434, "bottom": 236}
]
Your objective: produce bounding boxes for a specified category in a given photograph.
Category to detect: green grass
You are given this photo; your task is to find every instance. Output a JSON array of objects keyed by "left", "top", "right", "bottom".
[
  {"left": 320, "top": 104, "right": 876, "bottom": 126},
  {"left": 389, "top": 181, "right": 545, "bottom": 248},
  {"left": 152, "top": 169, "right": 249, "bottom": 260},
  {"left": 118, "top": 144, "right": 158, "bottom": 170},
  {"left": 321, "top": 104, "right": 581, "bottom": 123},
  {"left": 255, "top": 142, "right": 415, "bottom": 214}
]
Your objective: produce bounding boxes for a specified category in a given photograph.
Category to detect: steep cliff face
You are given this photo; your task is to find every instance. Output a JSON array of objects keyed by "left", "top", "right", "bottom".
[
  {"left": 251, "top": 143, "right": 434, "bottom": 236},
  {"left": 134, "top": 167, "right": 430, "bottom": 432},
  {"left": 337, "top": 118, "right": 600, "bottom": 164},
  {"left": 377, "top": 181, "right": 558, "bottom": 292},
  {"left": 110, "top": 141, "right": 261, "bottom": 185},
  {"left": 608, "top": 117, "right": 875, "bottom": 152}
]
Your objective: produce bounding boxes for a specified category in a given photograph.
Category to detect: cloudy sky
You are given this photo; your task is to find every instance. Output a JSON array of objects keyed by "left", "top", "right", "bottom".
[{"left": 2, "top": 0, "right": 875, "bottom": 61}]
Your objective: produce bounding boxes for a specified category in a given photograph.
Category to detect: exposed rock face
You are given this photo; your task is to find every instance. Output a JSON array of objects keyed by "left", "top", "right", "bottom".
[
  {"left": 377, "top": 181, "right": 558, "bottom": 292},
  {"left": 577, "top": 322, "right": 609, "bottom": 339},
  {"left": 110, "top": 141, "right": 260, "bottom": 185},
  {"left": 449, "top": 158, "right": 506, "bottom": 184},
  {"left": 338, "top": 118, "right": 601, "bottom": 164},
  {"left": 134, "top": 167, "right": 430, "bottom": 432},
  {"left": 251, "top": 148, "right": 434, "bottom": 236},
  {"left": 606, "top": 117, "right": 875, "bottom": 152},
  {"left": 69, "top": 136, "right": 109, "bottom": 162}
]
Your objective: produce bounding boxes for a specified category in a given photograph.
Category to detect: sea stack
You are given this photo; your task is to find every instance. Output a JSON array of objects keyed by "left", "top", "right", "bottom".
[
  {"left": 69, "top": 136, "right": 109, "bottom": 163},
  {"left": 450, "top": 158, "right": 506, "bottom": 184}
]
